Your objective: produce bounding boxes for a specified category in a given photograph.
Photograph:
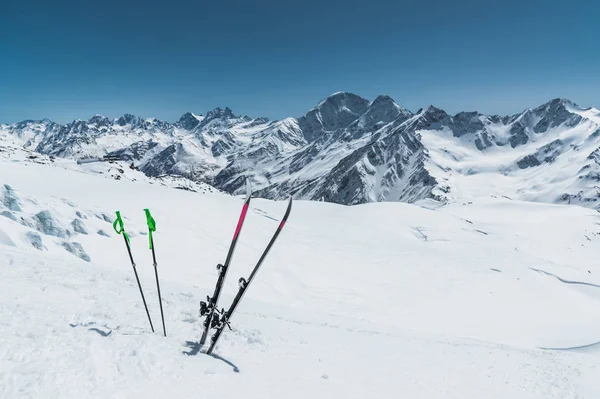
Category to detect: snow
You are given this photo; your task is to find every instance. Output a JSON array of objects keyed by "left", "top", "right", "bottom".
[
  {"left": 191, "top": 113, "right": 205, "bottom": 122},
  {"left": 0, "top": 226, "right": 15, "bottom": 246},
  {"left": 1, "top": 152, "right": 600, "bottom": 398},
  {"left": 419, "top": 114, "right": 600, "bottom": 205}
]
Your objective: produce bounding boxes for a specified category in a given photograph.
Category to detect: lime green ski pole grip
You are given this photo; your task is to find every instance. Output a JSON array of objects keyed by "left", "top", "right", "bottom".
[
  {"left": 113, "top": 211, "right": 130, "bottom": 243},
  {"left": 144, "top": 209, "right": 156, "bottom": 249}
]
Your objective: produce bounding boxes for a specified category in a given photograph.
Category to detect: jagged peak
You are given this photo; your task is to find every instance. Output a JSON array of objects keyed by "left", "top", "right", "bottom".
[
  {"left": 510, "top": 98, "right": 581, "bottom": 120},
  {"left": 410, "top": 106, "right": 452, "bottom": 128},
  {"left": 177, "top": 112, "right": 204, "bottom": 130},
  {"left": 252, "top": 116, "right": 269, "bottom": 123},
  {"left": 371, "top": 94, "right": 395, "bottom": 104},
  {"left": 454, "top": 110, "right": 483, "bottom": 118},
  {"left": 423, "top": 105, "right": 448, "bottom": 115},
  {"left": 548, "top": 97, "right": 576, "bottom": 107},
  {"left": 532, "top": 98, "right": 578, "bottom": 113},
  {"left": 205, "top": 107, "right": 236, "bottom": 121},
  {"left": 117, "top": 113, "right": 141, "bottom": 126},
  {"left": 370, "top": 95, "right": 412, "bottom": 116},
  {"left": 179, "top": 111, "right": 204, "bottom": 120},
  {"left": 15, "top": 118, "right": 52, "bottom": 125},
  {"left": 88, "top": 114, "right": 111, "bottom": 124}
]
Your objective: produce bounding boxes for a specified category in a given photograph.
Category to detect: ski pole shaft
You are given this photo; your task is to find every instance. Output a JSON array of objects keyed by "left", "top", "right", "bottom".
[
  {"left": 114, "top": 211, "right": 155, "bottom": 332},
  {"left": 151, "top": 245, "right": 166, "bottom": 337},
  {"left": 145, "top": 208, "right": 166, "bottom": 337},
  {"left": 123, "top": 234, "right": 155, "bottom": 333}
]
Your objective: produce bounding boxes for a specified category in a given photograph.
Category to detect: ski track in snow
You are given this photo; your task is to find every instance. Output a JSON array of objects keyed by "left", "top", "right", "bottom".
[
  {"left": 530, "top": 267, "right": 600, "bottom": 289},
  {"left": 1, "top": 159, "right": 600, "bottom": 398}
]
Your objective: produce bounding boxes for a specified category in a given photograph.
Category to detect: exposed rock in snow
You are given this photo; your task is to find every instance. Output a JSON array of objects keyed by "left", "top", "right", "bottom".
[
  {"left": 517, "top": 139, "right": 564, "bottom": 169},
  {"left": 2, "top": 184, "right": 22, "bottom": 212},
  {"left": 71, "top": 219, "right": 88, "bottom": 235},
  {"left": 298, "top": 92, "right": 370, "bottom": 142},
  {"left": 35, "top": 211, "right": 69, "bottom": 238},
  {"left": 100, "top": 213, "right": 114, "bottom": 223},
  {"left": 1, "top": 210, "right": 17, "bottom": 222},
  {"left": 62, "top": 241, "right": 91, "bottom": 262},
  {"left": 25, "top": 231, "right": 45, "bottom": 250}
]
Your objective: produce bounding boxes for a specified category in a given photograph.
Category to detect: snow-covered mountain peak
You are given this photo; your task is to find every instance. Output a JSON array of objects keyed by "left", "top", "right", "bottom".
[
  {"left": 370, "top": 94, "right": 409, "bottom": 113},
  {"left": 204, "top": 107, "right": 236, "bottom": 121},
  {"left": 0, "top": 119, "right": 59, "bottom": 147},
  {"left": 13, "top": 118, "right": 55, "bottom": 130},
  {"left": 113, "top": 114, "right": 171, "bottom": 131},
  {"left": 412, "top": 105, "right": 452, "bottom": 130},
  {"left": 314, "top": 91, "right": 368, "bottom": 109},
  {"left": 529, "top": 98, "right": 581, "bottom": 118},
  {"left": 539, "top": 97, "right": 579, "bottom": 110},
  {"left": 116, "top": 113, "right": 140, "bottom": 126},
  {"left": 423, "top": 105, "right": 447, "bottom": 115},
  {"left": 359, "top": 95, "right": 413, "bottom": 126},
  {"left": 87, "top": 114, "right": 112, "bottom": 126},
  {"left": 298, "top": 92, "right": 370, "bottom": 142},
  {"left": 176, "top": 112, "right": 205, "bottom": 130},
  {"left": 523, "top": 97, "right": 585, "bottom": 134}
]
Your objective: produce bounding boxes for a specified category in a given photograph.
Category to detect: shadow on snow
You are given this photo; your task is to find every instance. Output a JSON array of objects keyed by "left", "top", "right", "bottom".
[{"left": 183, "top": 341, "right": 240, "bottom": 373}]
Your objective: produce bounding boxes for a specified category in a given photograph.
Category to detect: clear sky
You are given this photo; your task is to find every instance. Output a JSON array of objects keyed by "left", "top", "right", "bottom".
[{"left": 1, "top": 0, "right": 598, "bottom": 124}]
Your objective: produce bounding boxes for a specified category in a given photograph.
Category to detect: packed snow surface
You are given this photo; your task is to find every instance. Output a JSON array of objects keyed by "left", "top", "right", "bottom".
[{"left": 1, "top": 157, "right": 600, "bottom": 398}]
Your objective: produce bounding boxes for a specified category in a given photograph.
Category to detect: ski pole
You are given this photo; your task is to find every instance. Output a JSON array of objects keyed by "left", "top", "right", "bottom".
[
  {"left": 144, "top": 208, "right": 166, "bottom": 337},
  {"left": 113, "top": 211, "right": 155, "bottom": 333}
]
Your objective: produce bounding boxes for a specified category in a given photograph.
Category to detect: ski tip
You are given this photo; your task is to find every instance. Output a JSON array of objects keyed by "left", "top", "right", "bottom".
[
  {"left": 244, "top": 178, "right": 252, "bottom": 203},
  {"left": 282, "top": 196, "right": 293, "bottom": 221}
]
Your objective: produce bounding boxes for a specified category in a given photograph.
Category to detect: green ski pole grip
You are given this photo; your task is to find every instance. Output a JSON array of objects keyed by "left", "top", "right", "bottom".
[
  {"left": 144, "top": 208, "right": 156, "bottom": 249},
  {"left": 113, "top": 211, "right": 129, "bottom": 243}
]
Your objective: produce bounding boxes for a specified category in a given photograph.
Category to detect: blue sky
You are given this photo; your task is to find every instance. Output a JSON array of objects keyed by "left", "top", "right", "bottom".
[{"left": 1, "top": 0, "right": 598, "bottom": 123}]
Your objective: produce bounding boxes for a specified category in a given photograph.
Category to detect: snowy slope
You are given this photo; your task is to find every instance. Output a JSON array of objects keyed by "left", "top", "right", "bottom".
[
  {"left": 421, "top": 99, "right": 600, "bottom": 206},
  {"left": 0, "top": 139, "right": 223, "bottom": 195},
  {"left": 1, "top": 156, "right": 600, "bottom": 398}
]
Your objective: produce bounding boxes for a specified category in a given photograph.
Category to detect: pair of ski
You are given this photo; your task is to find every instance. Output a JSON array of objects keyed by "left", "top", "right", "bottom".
[
  {"left": 113, "top": 209, "right": 166, "bottom": 337},
  {"left": 199, "top": 183, "right": 292, "bottom": 355}
]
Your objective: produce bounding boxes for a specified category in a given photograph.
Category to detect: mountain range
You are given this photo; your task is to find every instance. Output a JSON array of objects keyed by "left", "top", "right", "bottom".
[{"left": 2, "top": 93, "right": 599, "bottom": 207}]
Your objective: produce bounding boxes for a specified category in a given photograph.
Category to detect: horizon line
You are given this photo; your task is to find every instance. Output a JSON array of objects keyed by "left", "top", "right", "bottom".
[{"left": 1, "top": 93, "right": 597, "bottom": 126}]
